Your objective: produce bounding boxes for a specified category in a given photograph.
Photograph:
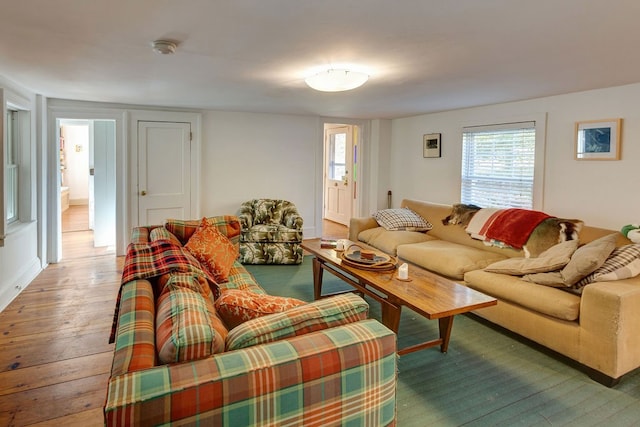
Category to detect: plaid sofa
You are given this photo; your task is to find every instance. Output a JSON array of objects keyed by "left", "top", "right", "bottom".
[{"left": 105, "top": 217, "right": 397, "bottom": 426}]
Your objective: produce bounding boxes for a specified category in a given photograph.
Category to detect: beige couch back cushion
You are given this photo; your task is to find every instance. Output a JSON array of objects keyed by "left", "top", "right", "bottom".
[
  {"left": 401, "top": 199, "right": 523, "bottom": 258},
  {"left": 400, "top": 199, "right": 631, "bottom": 258}
]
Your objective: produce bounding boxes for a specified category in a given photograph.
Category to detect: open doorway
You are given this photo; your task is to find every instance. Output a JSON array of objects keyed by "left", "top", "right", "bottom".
[
  {"left": 322, "top": 123, "right": 360, "bottom": 238},
  {"left": 58, "top": 119, "right": 116, "bottom": 259}
]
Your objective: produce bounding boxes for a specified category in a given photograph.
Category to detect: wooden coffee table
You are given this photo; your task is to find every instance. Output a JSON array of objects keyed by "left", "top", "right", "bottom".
[{"left": 301, "top": 239, "right": 497, "bottom": 355}]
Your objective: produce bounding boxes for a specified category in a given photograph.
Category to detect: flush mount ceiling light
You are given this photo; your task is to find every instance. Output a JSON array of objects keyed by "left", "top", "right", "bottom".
[
  {"left": 305, "top": 69, "right": 369, "bottom": 92},
  {"left": 151, "top": 40, "right": 177, "bottom": 55}
]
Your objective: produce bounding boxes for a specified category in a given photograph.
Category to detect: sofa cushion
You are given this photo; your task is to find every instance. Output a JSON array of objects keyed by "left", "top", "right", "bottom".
[
  {"left": 398, "top": 240, "right": 508, "bottom": 280},
  {"left": 373, "top": 208, "right": 433, "bottom": 231},
  {"left": 165, "top": 215, "right": 242, "bottom": 248},
  {"left": 358, "top": 226, "right": 435, "bottom": 256},
  {"left": 220, "top": 262, "right": 267, "bottom": 294},
  {"left": 225, "top": 293, "right": 369, "bottom": 351},
  {"left": 156, "top": 285, "right": 226, "bottom": 364},
  {"left": 149, "top": 227, "right": 183, "bottom": 247},
  {"left": 561, "top": 233, "right": 618, "bottom": 285},
  {"left": 215, "top": 289, "right": 307, "bottom": 329},
  {"left": 241, "top": 224, "right": 303, "bottom": 243},
  {"left": 185, "top": 218, "right": 239, "bottom": 283},
  {"left": 464, "top": 269, "right": 581, "bottom": 321},
  {"left": 484, "top": 240, "right": 578, "bottom": 275},
  {"left": 522, "top": 271, "right": 566, "bottom": 287}
]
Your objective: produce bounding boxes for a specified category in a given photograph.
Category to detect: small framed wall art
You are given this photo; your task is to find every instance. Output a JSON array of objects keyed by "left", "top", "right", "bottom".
[
  {"left": 423, "top": 133, "right": 441, "bottom": 158},
  {"left": 575, "top": 118, "right": 622, "bottom": 160}
]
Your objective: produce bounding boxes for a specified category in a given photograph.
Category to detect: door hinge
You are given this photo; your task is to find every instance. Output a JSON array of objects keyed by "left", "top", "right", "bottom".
[{"left": 190, "top": 132, "right": 193, "bottom": 141}]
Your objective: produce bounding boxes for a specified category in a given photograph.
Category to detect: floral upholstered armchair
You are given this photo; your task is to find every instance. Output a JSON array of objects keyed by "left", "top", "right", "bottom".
[{"left": 237, "top": 199, "right": 304, "bottom": 264}]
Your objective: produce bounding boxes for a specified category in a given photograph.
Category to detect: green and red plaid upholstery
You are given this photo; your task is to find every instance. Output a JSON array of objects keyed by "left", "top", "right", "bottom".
[
  {"left": 225, "top": 293, "right": 369, "bottom": 351},
  {"left": 109, "top": 239, "right": 220, "bottom": 344},
  {"left": 220, "top": 262, "right": 266, "bottom": 294},
  {"left": 156, "top": 281, "right": 225, "bottom": 364},
  {"left": 105, "top": 319, "right": 397, "bottom": 426},
  {"left": 149, "top": 226, "right": 183, "bottom": 246},
  {"left": 110, "top": 279, "right": 157, "bottom": 376},
  {"left": 106, "top": 218, "right": 397, "bottom": 426}
]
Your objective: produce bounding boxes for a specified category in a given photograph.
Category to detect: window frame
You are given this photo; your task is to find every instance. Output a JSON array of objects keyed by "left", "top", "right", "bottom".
[
  {"left": 6, "top": 109, "right": 19, "bottom": 224},
  {"left": 1, "top": 87, "right": 33, "bottom": 246},
  {"left": 460, "top": 114, "right": 547, "bottom": 211}
]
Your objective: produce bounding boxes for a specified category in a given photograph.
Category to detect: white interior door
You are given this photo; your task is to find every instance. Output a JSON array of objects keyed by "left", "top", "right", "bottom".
[
  {"left": 92, "top": 120, "right": 116, "bottom": 247},
  {"left": 138, "top": 121, "right": 192, "bottom": 225},
  {"left": 323, "top": 126, "right": 353, "bottom": 226}
]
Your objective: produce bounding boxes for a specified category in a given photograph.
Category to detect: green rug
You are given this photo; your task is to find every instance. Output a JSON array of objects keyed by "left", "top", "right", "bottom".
[{"left": 245, "top": 257, "right": 640, "bottom": 426}]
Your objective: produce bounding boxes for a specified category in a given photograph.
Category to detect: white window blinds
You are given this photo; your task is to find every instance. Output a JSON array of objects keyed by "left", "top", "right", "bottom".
[{"left": 461, "top": 121, "right": 536, "bottom": 209}]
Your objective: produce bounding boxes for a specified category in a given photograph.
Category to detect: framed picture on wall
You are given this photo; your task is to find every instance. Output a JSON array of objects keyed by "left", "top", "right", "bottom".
[
  {"left": 575, "top": 118, "right": 622, "bottom": 160},
  {"left": 423, "top": 133, "right": 441, "bottom": 158}
]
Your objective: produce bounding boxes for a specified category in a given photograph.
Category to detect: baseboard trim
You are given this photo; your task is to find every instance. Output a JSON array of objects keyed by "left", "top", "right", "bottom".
[{"left": 0, "top": 258, "right": 42, "bottom": 312}]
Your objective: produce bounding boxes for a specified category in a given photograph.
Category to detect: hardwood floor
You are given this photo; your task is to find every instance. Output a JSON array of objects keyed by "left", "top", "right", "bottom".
[
  {"left": 0, "top": 206, "right": 120, "bottom": 426},
  {"left": 322, "top": 219, "right": 349, "bottom": 240},
  {"left": 0, "top": 214, "right": 348, "bottom": 426}
]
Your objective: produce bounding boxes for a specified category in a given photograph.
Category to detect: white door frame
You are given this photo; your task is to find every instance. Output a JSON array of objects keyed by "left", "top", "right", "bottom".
[
  {"left": 47, "top": 105, "right": 126, "bottom": 261},
  {"left": 128, "top": 110, "right": 201, "bottom": 229},
  {"left": 323, "top": 124, "right": 353, "bottom": 226},
  {"left": 317, "top": 117, "right": 370, "bottom": 238}
]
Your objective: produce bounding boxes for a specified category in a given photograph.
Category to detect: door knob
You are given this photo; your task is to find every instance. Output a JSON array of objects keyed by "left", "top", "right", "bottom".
[{"left": 140, "top": 190, "right": 147, "bottom": 196}]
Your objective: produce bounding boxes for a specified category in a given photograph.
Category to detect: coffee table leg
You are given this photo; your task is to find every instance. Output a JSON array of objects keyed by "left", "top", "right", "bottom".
[
  {"left": 381, "top": 303, "right": 402, "bottom": 333},
  {"left": 438, "top": 316, "right": 454, "bottom": 353},
  {"left": 312, "top": 257, "right": 324, "bottom": 300}
]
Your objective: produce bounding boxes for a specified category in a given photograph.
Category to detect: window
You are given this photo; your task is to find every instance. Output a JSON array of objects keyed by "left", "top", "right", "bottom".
[
  {"left": 461, "top": 121, "right": 536, "bottom": 209},
  {"left": 6, "top": 109, "right": 18, "bottom": 223},
  {"left": 1, "top": 87, "right": 32, "bottom": 246},
  {"left": 328, "top": 131, "right": 347, "bottom": 180}
]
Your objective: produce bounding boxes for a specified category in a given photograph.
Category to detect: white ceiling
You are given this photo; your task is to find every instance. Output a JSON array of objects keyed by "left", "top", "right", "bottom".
[{"left": 2, "top": 1, "right": 640, "bottom": 119}]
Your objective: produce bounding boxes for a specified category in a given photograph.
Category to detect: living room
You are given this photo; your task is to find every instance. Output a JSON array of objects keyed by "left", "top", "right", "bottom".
[{"left": 1, "top": 1, "right": 640, "bottom": 425}]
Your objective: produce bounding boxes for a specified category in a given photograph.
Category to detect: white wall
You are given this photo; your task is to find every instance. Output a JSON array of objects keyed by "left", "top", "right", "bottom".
[
  {"left": 200, "top": 111, "right": 322, "bottom": 237},
  {"left": 390, "top": 83, "right": 640, "bottom": 230},
  {"left": 0, "top": 79, "right": 42, "bottom": 312}
]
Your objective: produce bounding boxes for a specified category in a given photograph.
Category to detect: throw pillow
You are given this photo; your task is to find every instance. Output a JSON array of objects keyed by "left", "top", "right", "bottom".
[
  {"left": 484, "top": 240, "right": 578, "bottom": 275},
  {"left": 149, "top": 226, "right": 183, "bottom": 247},
  {"left": 561, "top": 233, "right": 618, "bottom": 285},
  {"left": 522, "top": 271, "right": 566, "bottom": 287},
  {"left": 574, "top": 244, "right": 640, "bottom": 288},
  {"left": 215, "top": 289, "right": 307, "bottom": 329},
  {"left": 373, "top": 208, "right": 432, "bottom": 232},
  {"left": 156, "top": 285, "right": 225, "bottom": 364},
  {"left": 185, "top": 218, "right": 239, "bottom": 283},
  {"left": 165, "top": 215, "right": 242, "bottom": 247},
  {"left": 225, "top": 293, "right": 369, "bottom": 351}
]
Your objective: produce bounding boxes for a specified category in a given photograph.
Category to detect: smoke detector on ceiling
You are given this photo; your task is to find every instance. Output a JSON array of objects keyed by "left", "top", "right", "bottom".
[{"left": 151, "top": 40, "right": 177, "bottom": 55}]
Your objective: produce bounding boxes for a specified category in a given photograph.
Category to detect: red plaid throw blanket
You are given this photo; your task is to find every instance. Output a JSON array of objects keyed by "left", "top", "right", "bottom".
[{"left": 109, "top": 240, "right": 220, "bottom": 343}]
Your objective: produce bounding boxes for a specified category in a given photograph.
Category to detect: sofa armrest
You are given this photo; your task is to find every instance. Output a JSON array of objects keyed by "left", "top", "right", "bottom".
[
  {"left": 579, "top": 277, "right": 640, "bottom": 379},
  {"left": 348, "top": 216, "right": 379, "bottom": 242},
  {"left": 283, "top": 213, "right": 304, "bottom": 230},
  {"left": 105, "top": 319, "right": 397, "bottom": 426},
  {"left": 110, "top": 279, "right": 157, "bottom": 377},
  {"left": 225, "top": 293, "right": 369, "bottom": 350}
]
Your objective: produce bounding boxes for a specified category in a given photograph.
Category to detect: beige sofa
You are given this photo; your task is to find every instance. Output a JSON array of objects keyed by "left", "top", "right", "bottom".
[{"left": 349, "top": 199, "right": 640, "bottom": 386}]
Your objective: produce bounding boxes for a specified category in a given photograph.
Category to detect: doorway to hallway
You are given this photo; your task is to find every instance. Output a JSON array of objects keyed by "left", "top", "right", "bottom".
[{"left": 58, "top": 119, "right": 116, "bottom": 260}]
